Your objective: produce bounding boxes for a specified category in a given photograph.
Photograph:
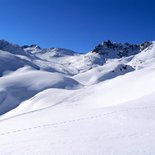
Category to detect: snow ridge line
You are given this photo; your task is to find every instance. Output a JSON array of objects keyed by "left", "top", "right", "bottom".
[{"left": 0, "top": 106, "right": 155, "bottom": 136}]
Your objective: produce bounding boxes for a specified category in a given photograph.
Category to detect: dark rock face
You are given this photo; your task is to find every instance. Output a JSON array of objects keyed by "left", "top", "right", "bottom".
[
  {"left": 22, "top": 44, "right": 41, "bottom": 49},
  {"left": 92, "top": 40, "right": 152, "bottom": 58},
  {"left": 0, "top": 40, "right": 26, "bottom": 56}
]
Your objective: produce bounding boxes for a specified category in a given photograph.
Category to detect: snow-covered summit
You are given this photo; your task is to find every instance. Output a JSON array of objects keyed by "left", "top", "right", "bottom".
[
  {"left": 0, "top": 39, "right": 154, "bottom": 77},
  {"left": 0, "top": 39, "right": 153, "bottom": 58},
  {"left": 22, "top": 44, "right": 41, "bottom": 51},
  {"left": 22, "top": 44, "right": 76, "bottom": 56}
]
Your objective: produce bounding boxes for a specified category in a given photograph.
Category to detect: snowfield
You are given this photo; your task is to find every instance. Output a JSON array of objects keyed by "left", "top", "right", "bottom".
[{"left": 0, "top": 40, "right": 155, "bottom": 155}]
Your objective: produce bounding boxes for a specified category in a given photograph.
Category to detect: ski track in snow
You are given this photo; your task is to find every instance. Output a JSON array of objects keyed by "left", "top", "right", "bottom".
[{"left": 0, "top": 105, "right": 155, "bottom": 136}]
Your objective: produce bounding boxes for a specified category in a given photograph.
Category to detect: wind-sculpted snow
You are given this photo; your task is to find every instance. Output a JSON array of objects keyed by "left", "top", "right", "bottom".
[
  {"left": 74, "top": 61, "right": 135, "bottom": 85},
  {"left": 5, "top": 64, "right": 154, "bottom": 117},
  {"left": 0, "top": 69, "right": 81, "bottom": 115},
  {"left": 0, "top": 50, "right": 39, "bottom": 76}
]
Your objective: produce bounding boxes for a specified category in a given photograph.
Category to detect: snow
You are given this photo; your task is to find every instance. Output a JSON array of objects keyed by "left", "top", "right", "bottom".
[
  {"left": 0, "top": 40, "right": 155, "bottom": 155},
  {"left": 1, "top": 93, "right": 155, "bottom": 155},
  {"left": 0, "top": 40, "right": 30, "bottom": 56},
  {"left": 73, "top": 59, "right": 134, "bottom": 85},
  {"left": 0, "top": 68, "right": 81, "bottom": 115}
]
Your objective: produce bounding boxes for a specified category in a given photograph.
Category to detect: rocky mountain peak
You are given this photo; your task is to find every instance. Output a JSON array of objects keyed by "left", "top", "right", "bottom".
[
  {"left": 22, "top": 44, "right": 41, "bottom": 50},
  {"left": 92, "top": 40, "right": 152, "bottom": 58}
]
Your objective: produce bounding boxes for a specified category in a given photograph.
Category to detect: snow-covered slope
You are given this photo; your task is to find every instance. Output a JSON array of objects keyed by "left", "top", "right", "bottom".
[
  {"left": 0, "top": 39, "right": 155, "bottom": 155},
  {"left": 0, "top": 68, "right": 81, "bottom": 115}
]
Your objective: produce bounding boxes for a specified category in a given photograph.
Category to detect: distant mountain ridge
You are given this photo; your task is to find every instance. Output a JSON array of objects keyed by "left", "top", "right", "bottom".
[
  {"left": 92, "top": 40, "right": 152, "bottom": 58},
  {"left": 0, "top": 39, "right": 154, "bottom": 76},
  {"left": 0, "top": 39, "right": 152, "bottom": 57}
]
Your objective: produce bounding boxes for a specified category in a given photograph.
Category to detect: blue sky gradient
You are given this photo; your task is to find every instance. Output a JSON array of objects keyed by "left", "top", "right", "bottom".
[{"left": 0, "top": 0, "right": 155, "bottom": 52}]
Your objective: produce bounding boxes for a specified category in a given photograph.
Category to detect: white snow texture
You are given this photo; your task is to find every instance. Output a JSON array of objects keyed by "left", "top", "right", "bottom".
[{"left": 0, "top": 40, "right": 155, "bottom": 155}]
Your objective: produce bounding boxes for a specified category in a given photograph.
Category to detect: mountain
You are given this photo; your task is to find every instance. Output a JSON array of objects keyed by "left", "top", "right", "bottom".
[{"left": 0, "top": 39, "right": 155, "bottom": 155}]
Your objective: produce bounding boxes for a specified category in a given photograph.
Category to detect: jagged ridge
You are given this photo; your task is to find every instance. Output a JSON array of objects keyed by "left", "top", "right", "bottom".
[{"left": 92, "top": 40, "right": 152, "bottom": 58}]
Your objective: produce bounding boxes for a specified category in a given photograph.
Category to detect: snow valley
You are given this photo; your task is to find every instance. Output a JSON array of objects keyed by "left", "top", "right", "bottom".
[{"left": 0, "top": 39, "right": 155, "bottom": 155}]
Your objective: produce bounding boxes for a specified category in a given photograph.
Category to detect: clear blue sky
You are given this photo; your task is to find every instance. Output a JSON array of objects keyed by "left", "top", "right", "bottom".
[{"left": 0, "top": 0, "right": 155, "bottom": 52}]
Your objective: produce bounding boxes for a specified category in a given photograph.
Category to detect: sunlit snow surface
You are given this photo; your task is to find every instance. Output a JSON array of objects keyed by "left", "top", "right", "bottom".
[{"left": 0, "top": 40, "right": 155, "bottom": 155}]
